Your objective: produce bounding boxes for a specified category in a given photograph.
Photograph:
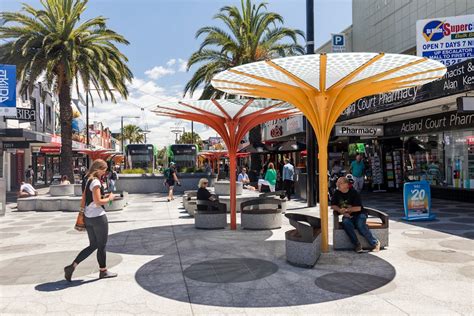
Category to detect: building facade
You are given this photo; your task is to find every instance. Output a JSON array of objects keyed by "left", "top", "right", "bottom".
[{"left": 312, "top": 0, "right": 474, "bottom": 201}]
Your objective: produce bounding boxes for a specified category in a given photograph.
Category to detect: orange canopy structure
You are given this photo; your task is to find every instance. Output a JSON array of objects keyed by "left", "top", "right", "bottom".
[
  {"left": 153, "top": 99, "right": 297, "bottom": 230},
  {"left": 212, "top": 52, "right": 446, "bottom": 251}
]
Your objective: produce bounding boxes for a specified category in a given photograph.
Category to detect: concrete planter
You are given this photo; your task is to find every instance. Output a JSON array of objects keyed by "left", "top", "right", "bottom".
[
  {"left": 17, "top": 197, "right": 37, "bottom": 211},
  {"left": 60, "top": 197, "right": 82, "bottom": 212},
  {"left": 74, "top": 184, "right": 82, "bottom": 196},
  {"left": 116, "top": 173, "right": 215, "bottom": 194},
  {"left": 214, "top": 181, "right": 243, "bottom": 196},
  {"left": 49, "top": 184, "right": 74, "bottom": 196}
]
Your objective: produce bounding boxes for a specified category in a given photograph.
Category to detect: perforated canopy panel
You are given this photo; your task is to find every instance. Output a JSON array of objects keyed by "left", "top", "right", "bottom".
[
  {"left": 153, "top": 99, "right": 295, "bottom": 119},
  {"left": 211, "top": 53, "right": 446, "bottom": 93}
]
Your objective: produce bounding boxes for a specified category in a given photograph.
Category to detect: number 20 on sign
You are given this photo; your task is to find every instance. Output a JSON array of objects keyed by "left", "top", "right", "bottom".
[{"left": 402, "top": 181, "right": 436, "bottom": 221}]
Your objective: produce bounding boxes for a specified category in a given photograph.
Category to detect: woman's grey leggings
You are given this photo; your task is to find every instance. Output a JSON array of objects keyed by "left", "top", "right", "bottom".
[{"left": 74, "top": 215, "right": 108, "bottom": 268}]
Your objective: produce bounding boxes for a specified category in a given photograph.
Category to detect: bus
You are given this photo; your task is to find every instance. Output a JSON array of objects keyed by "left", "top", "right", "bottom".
[
  {"left": 126, "top": 144, "right": 157, "bottom": 170},
  {"left": 167, "top": 144, "right": 197, "bottom": 170}
]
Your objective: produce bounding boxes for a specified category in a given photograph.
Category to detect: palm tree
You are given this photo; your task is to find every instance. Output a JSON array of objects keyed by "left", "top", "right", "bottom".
[
  {"left": 184, "top": 0, "right": 305, "bottom": 99},
  {"left": 0, "top": 0, "right": 132, "bottom": 180},
  {"left": 120, "top": 124, "right": 144, "bottom": 144}
]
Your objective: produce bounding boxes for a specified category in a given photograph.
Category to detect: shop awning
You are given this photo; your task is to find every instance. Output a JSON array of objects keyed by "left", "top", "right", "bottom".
[
  {"left": 238, "top": 142, "right": 274, "bottom": 154},
  {"left": 275, "top": 140, "right": 306, "bottom": 152}
]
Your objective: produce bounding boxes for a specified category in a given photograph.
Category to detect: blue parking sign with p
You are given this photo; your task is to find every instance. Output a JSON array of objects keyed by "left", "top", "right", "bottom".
[{"left": 332, "top": 34, "right": 345, "bottom": 47}]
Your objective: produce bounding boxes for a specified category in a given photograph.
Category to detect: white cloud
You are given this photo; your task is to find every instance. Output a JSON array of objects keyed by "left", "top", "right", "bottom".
[
  {"left": 178, "top": 58, "right": 187, "bottom": 72},
  {"left": 166, "top": 59, "right": 176, "bottom": 66},
  {"left": 144, "top": 66, "right": 175, "bottom": 80}
]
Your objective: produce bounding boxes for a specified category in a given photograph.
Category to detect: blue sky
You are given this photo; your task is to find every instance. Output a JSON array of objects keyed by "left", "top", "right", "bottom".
[{"left": 2, "top": 0, "right": 352, "bottom": 146}]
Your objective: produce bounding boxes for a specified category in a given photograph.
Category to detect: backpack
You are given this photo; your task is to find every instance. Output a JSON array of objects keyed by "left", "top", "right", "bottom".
[
  {"left": 164, "top": 168, "right": 171, "bottom": 179},
  {"left": 26, "top": 169, "right": 32, "bottom": 178}
]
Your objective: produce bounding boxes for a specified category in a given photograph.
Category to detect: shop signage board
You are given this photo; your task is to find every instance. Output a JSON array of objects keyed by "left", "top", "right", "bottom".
[
  {"left": 402, "top": 180, "right": 436, "bottom": 221},
  {"left": 457, "top": 96, "right": 474, "bottom": 112},
  {"left": 335, "top": 125, "right": 383, "bottom": 137},
  {"left": 5, "top": 107, "right": 36, "bottom": 121},
  {"left": 384, "top": 111, "right": 474, "bottom": 136},
  {"left": 0, "top": 64, "right": 16, "bottom": 117},
  {"left": 263, "top": 115, "right": 305, "bottom": 141},
  {"left": 2, "top": 141, "right": 30, "bottom": 149},
  {"left": 416, "top": 15, "right": 474, "bottom": 66},
  {"left": 339, "top": 59, "right": 474, "bottom": 121}
]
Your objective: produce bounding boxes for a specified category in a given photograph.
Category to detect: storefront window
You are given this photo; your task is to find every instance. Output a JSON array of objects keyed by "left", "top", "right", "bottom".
[
  {"left": 444, "top": 130, "right": 474, "bottom": 189},
  {"left": 403, "top": 134, "right": 444, "bottom": 185}
]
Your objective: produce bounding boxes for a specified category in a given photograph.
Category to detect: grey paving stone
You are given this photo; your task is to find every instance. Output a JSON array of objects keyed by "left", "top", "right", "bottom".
[
  {"left": 29, "top": 226, "right": 70, "bottom": 233},
  {"left": 0, "top": 250, "right": 122, "bottom": 285},
  {"left": 0, "top": 243, "right": 46, "bottom": 254},
  {"left": 0, "top": 232, "right": 20, "bottom": 239},
  {"left": 406, "top": 249, "right": 474, "bottom": 263},
  {"left": 463, "top": 231, "right": 474, "bottom": 239},
  {"left": 315, "top": 272, "right": 392, "bottom": 295},
  {"left": 449, "top": 217, "right": 474, "bottom": 224},
  {"left": 427, "top": 223, "right": 474, "bottom": 231},
  {"left": 402, "top": 229, "right": 449, "bottom": 239},
  {"left": 458, "top": 266, "right": 474, "bottom": 279},
  {"left": 0, "top": 226, "right": 34, "bottom": 232},
  {"left": 439, "top": 239, "right": 474, "bottom": 251}
]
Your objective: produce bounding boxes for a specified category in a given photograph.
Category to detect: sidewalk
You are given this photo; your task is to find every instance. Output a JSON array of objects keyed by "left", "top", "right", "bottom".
[{"left": 0, "top": 191, "right": 472, "bottom": 315}]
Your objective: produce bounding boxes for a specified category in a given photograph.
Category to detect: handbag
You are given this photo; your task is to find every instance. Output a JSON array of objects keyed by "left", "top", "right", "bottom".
[{"left": 74, "top": 179, "right": 89, "bottom": 231}]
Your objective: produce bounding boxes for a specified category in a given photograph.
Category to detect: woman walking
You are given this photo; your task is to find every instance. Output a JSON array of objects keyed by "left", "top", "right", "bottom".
[{"left": 64, "top": 159, "right": 117, "bottom": 281}]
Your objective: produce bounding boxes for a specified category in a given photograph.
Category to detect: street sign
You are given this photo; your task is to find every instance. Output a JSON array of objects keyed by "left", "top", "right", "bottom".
[
  {"left": 5, "top": 107, "right": 36, "bottom": 121},
  {"left": 332, "top": 33, "right": 346, "bottom": 53},
  {"left": 402, "top": 181, "right": 436, "bottom": 221},
  {"left": 0, "top": 64, "right": 16, "bottom": 117}
]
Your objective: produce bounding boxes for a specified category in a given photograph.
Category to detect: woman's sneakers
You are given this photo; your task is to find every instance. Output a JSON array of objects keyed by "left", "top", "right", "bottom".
[
  {"left": 64, "top": 264, "right": 75, "bottom": 282},
  {"left": 99, "top": 270, "right": 118, "bottom": 279}
]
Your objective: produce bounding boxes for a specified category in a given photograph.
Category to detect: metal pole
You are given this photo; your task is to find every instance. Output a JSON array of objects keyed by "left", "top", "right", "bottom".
[
  {"left": 121, "top": 116, "right": 124, "bottom": 156},
  {"left": 306, "top": 0, "right": 318, "bottom": 207},
  {"left": 191, "top": 121, "right": 194, "bottom": 145},
  {"left": 85, "top": 91, "right": 90, "bottom": 168}
]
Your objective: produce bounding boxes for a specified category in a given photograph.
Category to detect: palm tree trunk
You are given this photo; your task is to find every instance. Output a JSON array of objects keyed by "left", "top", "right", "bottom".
[{"left": 58, "top": 78, "right": 74, "bottom": 182}]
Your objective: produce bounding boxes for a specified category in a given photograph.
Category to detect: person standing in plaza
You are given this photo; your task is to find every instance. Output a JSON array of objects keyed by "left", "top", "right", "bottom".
[
  {"left": 282, "top": 158, "right": 295, "bottom": 200},
  {"left": 164, "top": 162, "right": 180, "bottom": 201},
  {"left": 331, "top": 177, "right": 380, "bottom": 253},
  {"left": 350, "top": 154, "right": 365, "bottom": 193},
  {"left": 64, "top": 159, "right": 117, "bottom": 281},
  {"left": 108, "top": 167, "right": 118, "bottom": 192},
  {"left": 263, "top": 162, "right": 277, "bottom": 192},
  {"left": 25, "top": 165, "right": 33, "bottom": 184}
]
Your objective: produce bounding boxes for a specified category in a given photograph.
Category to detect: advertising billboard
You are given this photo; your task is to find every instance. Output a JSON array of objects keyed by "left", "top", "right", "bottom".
[
  {"left": 416, "top": 15, "right": 474, "bottom": 66},
  {"left": 0, "top": 64, "right": 16, "bottom": 116}
]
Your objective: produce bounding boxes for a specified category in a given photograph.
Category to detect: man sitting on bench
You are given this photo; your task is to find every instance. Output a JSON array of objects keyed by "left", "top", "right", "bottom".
[
  {"left": 18, "top": 181, "right": 38, "bottom": 198},
  {"left": 237, "top": 167, "right": 256, "bottom": 190},
  {"left": 331, "top": 177, "right": 380, "bottom": 253}
]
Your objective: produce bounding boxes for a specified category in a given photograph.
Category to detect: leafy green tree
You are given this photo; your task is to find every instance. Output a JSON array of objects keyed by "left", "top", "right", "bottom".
[
  {"left": 0, "top": 0, "right": 132, "bottom": 180},
  {"left": 184, "top": 0, "right": 305, "bottom": 99},
  {"left": 177, "top": 132, "right": 203, "bottom": 148},
  {"left": 120, "top": 124, "right": 144, "bottom": 144}
]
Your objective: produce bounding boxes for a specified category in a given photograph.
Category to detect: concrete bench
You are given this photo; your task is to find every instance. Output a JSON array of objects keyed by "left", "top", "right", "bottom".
[
  {"left": 195, "top": 200, "right": 227, "bottom": 229},
  {"left": 17, "top": 197, "right": 37, "bottom": 211},
  {"left": 60, "top": 196, "right": 82, "bottom": 212},
  {"left": 183, "top": 191, "right": 197, "bottom": 217},
  {"left": 240, "top": 198, "right": 283, "bottom": 230},
  {"left": 285, "top": 213, "right": 322, "bottom": 268},
  {"left": 259, "top": 190, "right": 287, "bottom": 213},
  {"left": 36, "top": 197, "right": 62, "bottom": 211},
  {"left": 49, "top": 184, "right": 75, "bottom": 196},
  {"left": 105, "top": 197, "right": 125, "bottom": 212},
  {"left": 333, "top": 207, "right": 389, "bottom": 250},
  {"left": 214, "top": 181, "right": 243, "bottom": 196},
  {"left": 74, "top": 184, "right": 82, "bottom": 196}
]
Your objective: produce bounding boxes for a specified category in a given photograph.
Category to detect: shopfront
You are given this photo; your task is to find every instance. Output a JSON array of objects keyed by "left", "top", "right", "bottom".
[
  {"left": 383, "top": 112, "right": 474, "bottom": 198},
  {"left": 32, "top": 146, "right": 88, "bottom": 186},
  {"left": 337, "top": 59, "right": 474, "bottom": 201}
]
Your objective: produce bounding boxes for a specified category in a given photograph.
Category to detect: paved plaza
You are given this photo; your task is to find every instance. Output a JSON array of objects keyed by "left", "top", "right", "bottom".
[{"left": 0, "top": 191, "right": 473, "bottom": 315}]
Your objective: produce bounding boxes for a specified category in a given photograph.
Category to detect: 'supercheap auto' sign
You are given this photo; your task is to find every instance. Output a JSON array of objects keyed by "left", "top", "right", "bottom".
[{"left": 416, "top": 14, "right": 474, "bottom": 66}]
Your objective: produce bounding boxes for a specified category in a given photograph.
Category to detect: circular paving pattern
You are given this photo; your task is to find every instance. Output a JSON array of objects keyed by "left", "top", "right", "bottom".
[
  {"left": 458, "top": 266, "right": 474, "bottom": 279},
  {"left": 439, "top": 239, "right": 474, "bottom": 251},
  {"left": 183, "top": 258, "right": 278, "bottom": 283},
  {"left": 462, "top": 231, "right": 474, "bottom": 239},
  {"left": 29, "top": 226, "right": 70, "bottom": 233},
  {"left": 315, "top": 272, "right": 393, "bottom": 295},
  {"left": 0, "top": 243, "right": 46, "bottom": 254},
  {"left": 0, "top": 226, "right": 34, "bottom": 232},
  {"left": 0, "top": 251, "right": 122, "bottom": 285},
  {"left": 406, "top": 249, "right": 473, "bottom": 263},
  {"left": 449, "top": 217, "right": 474, "bottom": 224},
  {"left": 402, "top": 230, "right": 448, "bottom": 239},
  {"left": 427, "top": 223, "right": 473, "bottom": 231}
]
